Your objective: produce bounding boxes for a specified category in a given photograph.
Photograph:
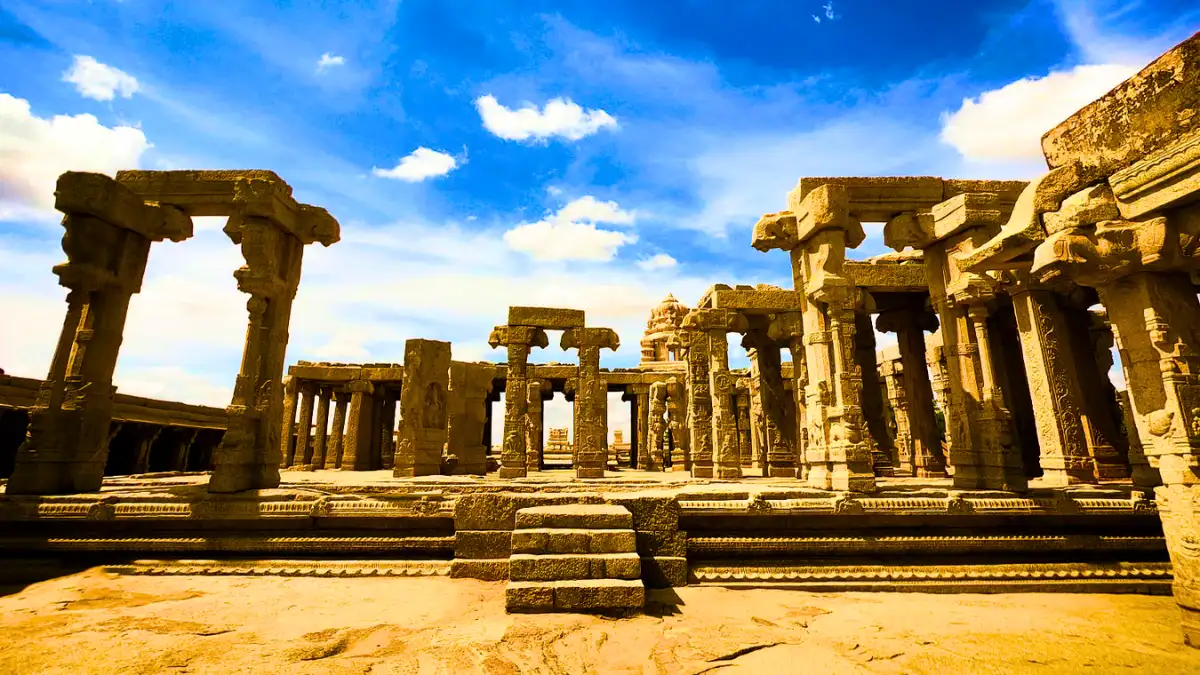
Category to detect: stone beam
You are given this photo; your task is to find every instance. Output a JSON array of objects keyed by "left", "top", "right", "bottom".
[{"left": 508, "top": 306, "right": 586, "bottom": 329}]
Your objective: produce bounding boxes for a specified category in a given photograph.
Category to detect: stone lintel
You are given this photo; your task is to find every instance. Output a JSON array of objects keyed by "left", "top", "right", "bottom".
[
  {"left": 792, "top": 176, "right": 944, "bottom": 222},
  {"left": 1041, "top": 31, "right": 1200, "bottom": 177},
  {"left": 787, "top": 183, "right": 863, "bottom": 246},
  {"left": 710, "top": 289, "right": 804, "bottom": 314},
  {"left": 845, "top": 261, "right": 929, "bottom": 292},
  {"left": 115, "top": 169, "right": 340, "bottom": 246},
  {"left": 55, "top": 172, "right": 193, "bottom": 243},
  {"left": 931, "top": 192, "right": 1005, "bottom": 241},
  {"left": 1109, "top": 131, "right": 1200, "bottom": 219},
  {"left": 682, "top": 308, "right": 750, "bottom": 333},
  {"left": 507, "top": 306, "right": 586, "bottom": 329}
]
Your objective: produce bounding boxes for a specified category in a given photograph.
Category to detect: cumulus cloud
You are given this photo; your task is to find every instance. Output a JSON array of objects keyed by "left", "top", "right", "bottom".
[
  {"left": 372, "top": 147, "right": 460, "bottom": 182},
  {"left": 504, "top": 196, "right": 639, "bottom": 261},
  {"left": 475, "top": 94, "right": 618, "bottom": 142},
  {"left": 939, "top": 63, "right": 1138, "bottom": 162},
  {"left": 316, "top": 52, "right": 345, "bottom": 73},
  {"left": 637, "top": 253, "right": 678, "bottom": 271},
  {"left": 0, "top": 94, "right": 151, "bottom": 221},
  {"left": 62, "top": 55, "right": 140, "bottom": 101}
]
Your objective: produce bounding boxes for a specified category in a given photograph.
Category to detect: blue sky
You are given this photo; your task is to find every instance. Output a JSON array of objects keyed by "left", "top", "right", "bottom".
[{"left": 1, "top": 0, "right": 1197, "bottom": 437}]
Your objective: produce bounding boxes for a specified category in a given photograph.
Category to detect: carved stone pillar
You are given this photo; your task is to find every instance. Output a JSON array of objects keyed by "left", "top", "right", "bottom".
[
  {"left": 446, "top": 361, "right": 496, "bottom": 476},
  {"left": 526, "top": 380, "right": 544, "bottom": 472},
  {"left": 684, "top": 308, "right": 748, "bottom": 480},
  {"left": 133, "top": 426, "right": 164, "bottom": 475},
  {"left": 678, "top": 330, "right": 713, "bottom": 477},
  {"left": 309, "top": 385, "right": 332, "bottom": 470},
  {"left": 666, "top": 378, "right": 689, "bottom": 470},
  {"left": 1010, "top": 281, "right": 1100, "bottom": 484},
  {"left": 562, "top": 327, "right": 619, "bottom": 478},
  {"left": 171, "top": 429, "right": 198, "bottom": 472},
  {"left": 769, "top": 312, "right": 807, "bottom": 479},
  {"left": 293, "top": 381, "right": 316, "bottom": 468},
  {"left": 279, "top": 375, "right": 298, "bottom": 468},
  {"left": 393, "top": 339, "right": 451, "bottom": 477},
  {"left": 7, "top": 172, "right": 192, "bottom": 495},
  {"left": 878, "top": 357, "right": 913, "bottom": 476},
  {"left": 340, "top": 380, "right": 374, "bottom": 471},
  {"left": 877, "top": 307, "right": 946, "bottom": 477},
  {"left": 488, "top": 325, "right": 548, "bottom": 478},
  {"left": 379, "top": 388, "right": 397, "bottom": 471},
  {"left": 746, "top": 319, "right": 795, "bottom": 478},
  {"left": 1110, "top": 323, "right": 1162, "bottom": 488},
  {"left": 734, "top": 384, "right": 753, "bottom": 468},
  {"left": 627, "top": 384, "right": 651, "bottom": 470},
  {"left": 1078, "top": 308, "right": 1134, "bottom": 479},
  {"left": 645, "top": 382, "right": 667, "bottom": 471},
  {"left": 326, "top": 389, "right": 348, "bottom": 469},
  {"left": 854, "top": 311, "right": 895, "bottom": 477},
  {"left": 967, "top": 303, "right": 1028, "bottom": 490}
]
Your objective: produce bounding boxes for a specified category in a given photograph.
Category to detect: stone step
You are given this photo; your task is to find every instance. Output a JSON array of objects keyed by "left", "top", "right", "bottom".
[
  {"left": 514, "top": 504, "right": 633, "bottom": 530},
  {"left": 511, "top": 528, "right": 637, "bottom": 555},
  {"left": 506, "top": 579, "right": 645, "bottom": 613},
  {"left": 509, "top": 552, "right": 641, "bottom": 582}
]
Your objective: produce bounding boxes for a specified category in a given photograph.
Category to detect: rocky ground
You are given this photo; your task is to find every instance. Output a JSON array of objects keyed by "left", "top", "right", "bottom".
[{"left": 0, "top": 568, "right": 1197, "bottom": 674}]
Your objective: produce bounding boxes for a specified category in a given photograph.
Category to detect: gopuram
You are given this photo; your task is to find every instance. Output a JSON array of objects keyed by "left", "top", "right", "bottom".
[{"left": 1, "top": 31, "right": 1199, "bottom": 643}]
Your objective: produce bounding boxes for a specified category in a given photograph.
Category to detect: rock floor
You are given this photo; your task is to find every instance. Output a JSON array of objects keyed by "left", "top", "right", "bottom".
[{"left": 0, "top": 569, "right": 1197, "bottom": 674}]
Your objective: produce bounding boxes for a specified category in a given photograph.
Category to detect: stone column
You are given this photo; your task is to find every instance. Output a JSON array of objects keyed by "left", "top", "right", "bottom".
[
  {"left": 745, "top": 368, "right": 765, "bottom": 470},
  {"left": 132, "top": 426, "right": 164, "bottom": 475},
  {"left": 308, "top": 385, "right": 332, "bottom": 470},
  {"left": 666, "top": 378, "right": 689, "bottom": 470},
  {"left": 171, "top": 429, "right": 199, "bottom": 472},
  {"left": 679, "top": 330, "right": 714, "bottom": 477},
  {"left": 379, "top": 388, "right": 398, "bottom": 471},
  {"left": 967, "top": 303, "right": 1028, "bottom": 490},
  {"left": 685, "top": 308, "right": 749, "bottom": 480},
  {"left": 635, "top": 385, "right": 651, "bottom": 470},
  {"left": 878, "top": 357, "right": 913, "bottom": 475},
  {"left": 446, "top": 362, "right": 496, "bottom": 476},
  {"left": 646, "top": 382, "right": 667, "bottom": 471},
  {"left": 393, "top": 339, "right": 451, "bottom": 477},
  {"left": 7, "top": 172, "right": 192, "bottom": 495},
  {"left": 488, "top": 325, "right": 547, "bottom": 478},
  {"left": 1076, "top": 307, "right": 1134, "bottom": 479},
  {"left": 854, "top": 311, "right": 895, "bottom": 477},
  {"left": 600, "top": 384, "right": 610, "bottom": 466},
  {"left": 624, "top": 391, "right": 638, "bottom": 468},
  {"left": 325, "top": 389, "right": 348, "bottom": 469},
  {"left": 526, "top": 380, "right": 544, "bottom": 472},
  {"left": 769, "top": 312, "right": 808, "bottom": 478},
  {"left": 562, "top": 327, "right": 619, "bottom": 478},
  {"left": 877, "top": 307, "right": 946, "bottom": 477},
  {"left": 279, "top": 375, "right": 298, "bottom": 468},
  {"left": 1110, "top": 323, "right": 1161, "bottom": 488},
  {"left": 744, "top": 324, "right": 795, "bottom": 478},
  {"left": 293, "top": 381, "right": 316, "bottom": 468},
  {"left": 734, "top": 384, "right": 753, "bottom": 468},
  {"left": 1010, "top": 280, "right": 1100, "bottom": 485},
  {"left": 483, "top": 393, "right": 495, "bottom": 455},
  {"left": 340, "top": 380, "right": 374, "bottom": 471}
]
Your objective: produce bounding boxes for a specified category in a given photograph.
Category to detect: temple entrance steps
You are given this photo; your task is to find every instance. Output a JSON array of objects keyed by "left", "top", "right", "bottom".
[{"left": 505, "top": 504, "right": 646, "bottom": 613}]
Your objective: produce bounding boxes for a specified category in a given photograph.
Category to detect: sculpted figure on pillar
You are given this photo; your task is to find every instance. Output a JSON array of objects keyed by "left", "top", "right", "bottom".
[
  {"left": 733, "top": 381, "right": 754, "bottom": 469},
  {"left": 525, "top": 379, "right": 547, "bottom": 472},
  {"left": 445, "top": 361, "right": 497, "bottom": 476},
  {"left": 647, "top": 382, "right": 668, "bottom": 471},
  {"left": 665, "top": 376, "right": 690, "bottom": 470},
  {"left": 393, "top": 339, "right": 452, "bottom": 477},
  {"left": 561, "top": 326, "right": 620, "bottom": 478},
  {"left": 488, "top": 324, "right": 549, "bottom": 478},
  {"left": 683, "top": 307, "right": 750, "bottom": 480},
  {"left": 676, "top": 329, "right": 714, "bottom": 477},
  {"left": 753, "top": 183, "right": 875, "bottom": 491},
  {"left": 7, "top": 172, "right": 192, "bottom": 495}
]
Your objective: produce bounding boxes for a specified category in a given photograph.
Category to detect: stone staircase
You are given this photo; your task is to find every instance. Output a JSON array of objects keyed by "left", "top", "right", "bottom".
[{"left": 505, "top": 504, "right": 646, "bottom": 613}]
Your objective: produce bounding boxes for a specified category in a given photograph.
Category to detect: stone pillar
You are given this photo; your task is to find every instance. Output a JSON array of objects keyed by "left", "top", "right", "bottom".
[
  {"left": 878, "top": 356, "right": 913, "bottom": 475},
  {"left": 734, "top": 384, "right": 753, "bottom": 468},
  {"left": 7, "top": 172, "right": 192, "bottom": 495},
  {"left": 745, "top": 322, "right": 795, "bottom": 478},
  {"left": 854, "top": 311, "right": 895, "bottom": 477},
  {"left": 309, "top": 385, "right": 332, "bottom": 470},
  {"left": 293, "top": 381, "right": 316, "bottom": 468},
  {"left": 968, "top": 303, "right": 1028, "bottom": 490},
  {"left": 562, "top": 327, "right": 619, "bottom": 478},
  {"left": 1110, "top": 323, "right": 1162, "bottom": 488},
  {"left": 483, "top": 393, "right": 495, "bottom": 455},
  {"left": 1077, "top": 308, "right": 1134, "bottom": 479},
  {"left": 1010, "top": 281, "right": 1100, "bottom": 485},
  {"left": 171, "top": 429, "right": 198, "bottom": 472},
  {"left": 325, "top": 389, "right": 348, "bottom": 469},
  {"left": 446, "top": 361, "right": 496, "bottom": 476},
  {"left": 600, "top": 385, "right": 610, "bottom": 465},
  {"left": 666, "top": 378, "right": 689, "bottom": 470},
  {"left": 646, "top": 382, "right": 667, "bottom": 471},
  {"left": 279, "top": 375, "right": 298, "bottom": 468},
  {"left": 491, "top": 325, "right": 547, "bottom": 478},
  {"left": 379, "top": 388, "right": 398, "bottom": 471},
  {"left": 877, "top": 307, "right": 946, "bottom": 477},
  {"left": 132, "top": 426, "right": 164, "bottom": 475},
  {"left": 526, "top": 380, "right": 544, "bottom": 472},
  {"left": 624, "top": 391, "right": 638, "bottom": 468},
  {"left": 685, "top": 308, "right": 749, "bottom": 480},
  {"left": 340, "top": 380, "right": 374, "bottom": 471},
  {"left": 745, "top": 368, "right": 765, "bottom": 470},
  {"left": 769, "top": 312, "right": 808, "bottom": 478},
  {"left": 393, "top": 339, "right": 451, "bottom": 477},
  {"left": 678, "top": 330, "right": 714, "bottom": 477}
]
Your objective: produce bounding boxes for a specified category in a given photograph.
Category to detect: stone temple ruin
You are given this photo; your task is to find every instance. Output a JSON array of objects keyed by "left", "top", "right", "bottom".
[{"left": 2, "top": 32, "right": 1200, "bottom": 641}]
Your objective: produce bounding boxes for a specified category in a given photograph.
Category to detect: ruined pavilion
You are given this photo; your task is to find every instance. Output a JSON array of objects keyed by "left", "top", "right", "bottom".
[{"left": 2, "top": 30, "right": 1200, "bottom": 641}]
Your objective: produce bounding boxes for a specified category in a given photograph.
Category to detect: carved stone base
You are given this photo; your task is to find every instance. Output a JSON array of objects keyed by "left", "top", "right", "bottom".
[
  {"left": 498, "top": 467, "right": 527, "bottom": 479},
  {"left": 1156, "top": 483, "right": 1200, "bottom": 649}
]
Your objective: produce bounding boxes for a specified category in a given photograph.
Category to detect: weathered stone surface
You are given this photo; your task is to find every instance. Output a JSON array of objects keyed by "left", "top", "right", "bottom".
[
  {"left": 506, "top": 579, "right": 644, "bottom": 612},
  {"left": 453, "top": 530, "right": 512, "bottom": 559},
  {"left": 1042, "top": 183, "right": 1121, "bottom": 234},
  {"left": 509, "top": 553, "right": 641, "bottom": 581},
  {"left": 449, "top": 559, "right": 509, "bottom": 581},
  {"left": 512, "top": 528, "right": 637, "bottom": 555},
  {"left": 393, "top": 339, "right": 451, "bottom": 477},
  {"left": 454, "top": 494, "right": 606, "bottom": 531},
  {"left": 514, "top": 504, "right": 633, "bottom": 530},
  {"left": 508, "top": 306, "right": 586, "bottom": 329},
  {"left": 641, "top": 556, "right": 689, "bottom": 588}
]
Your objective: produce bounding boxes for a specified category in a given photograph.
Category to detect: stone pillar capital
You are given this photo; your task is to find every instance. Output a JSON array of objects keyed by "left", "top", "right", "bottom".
[
  {"left": 561, "top": 326, "right": 620, "bottom": 351},
  {"left": 683, "top": 308, "right": 749, "bottom": 334},
  {"left": 488, "top": 324, "right": 549, "bottom": 350},
  {"left": 766, "top": 311, "right": 804, "bottom": 343}
]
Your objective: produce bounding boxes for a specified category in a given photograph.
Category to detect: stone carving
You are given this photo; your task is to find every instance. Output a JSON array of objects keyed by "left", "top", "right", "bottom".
[{"left": 393, "top": 339, "right": 451, "bottom": 477}]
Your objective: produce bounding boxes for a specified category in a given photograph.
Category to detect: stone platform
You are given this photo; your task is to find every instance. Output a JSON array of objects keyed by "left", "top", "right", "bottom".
[{"left": 0, "top": 469, "right": 1170, "bottom": 596}]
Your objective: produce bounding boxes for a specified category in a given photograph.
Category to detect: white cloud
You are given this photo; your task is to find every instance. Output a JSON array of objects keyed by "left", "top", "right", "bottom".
[
  {"left": 503, "top": 196, "right": 639, "bottom": 262},
  {"left": 637, "top": 253, "right": 678, "bottom": 271},
  {"left": 475, "top": 94, "right": 618, "bottom": 142},
  {"left": 0, "top": 94, "right": 151, "bottom": 221},
  {"left": 62, "top": 55, "right": 140, "bottom": 101},
  {"left": 316, "top": 52, "right": 345, "bottom": 73},
  {"left": 371, "top": 147, "right": 460, "bottom": 182},
  {"left": 939, "top": 63, "right": 1138, "bottom": 162}
]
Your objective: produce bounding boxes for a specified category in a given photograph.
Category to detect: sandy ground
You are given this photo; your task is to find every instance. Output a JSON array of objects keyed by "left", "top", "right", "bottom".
[{"left": 0, "top": 569, "right": 1197, "bottom": 674}]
